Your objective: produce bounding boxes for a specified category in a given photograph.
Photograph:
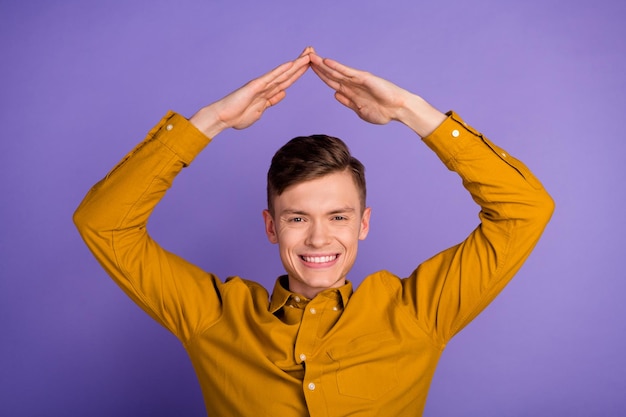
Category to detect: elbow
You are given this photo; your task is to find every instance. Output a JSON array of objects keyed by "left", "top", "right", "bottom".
[
  {"left": 73, "top": 203, "right": 89, "bottom": 236},
  {"left": 530, "top": 188, "right": 555, "bottom": 228},
  {"left": 541, "top": 189, "right": 555, "bottom": 221},
  {"left": 73, "top": 185, "right": 107, "bottom": 237},
  {"left": 73, "top": 200, "right": 99, "bottom": 239}
]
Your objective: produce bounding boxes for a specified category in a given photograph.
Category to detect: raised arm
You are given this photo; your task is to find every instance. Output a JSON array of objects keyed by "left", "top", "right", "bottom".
[
  {"left": 311, "top": 51, "right": 554, "bottom": 344},
  {"left": 73, "top": 49, "right": 313, "bottom": 342}
]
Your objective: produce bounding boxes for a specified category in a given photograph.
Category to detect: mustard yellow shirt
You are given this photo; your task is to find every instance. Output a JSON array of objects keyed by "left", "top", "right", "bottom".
[{"left": 74, "top": 111, "right": 554, "bottom": 416}]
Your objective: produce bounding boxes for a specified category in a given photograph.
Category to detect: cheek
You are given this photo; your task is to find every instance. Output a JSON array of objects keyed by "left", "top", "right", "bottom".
[
  {"left": 276, "top": 228, "right": 303, "bottom": 249},
  {"left": 339, "top": 229, "right": 362, "bottom": 249}
]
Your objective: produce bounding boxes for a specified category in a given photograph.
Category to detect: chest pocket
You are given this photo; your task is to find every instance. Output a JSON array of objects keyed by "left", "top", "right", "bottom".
[{"left": 327, "top": 331, "right": 399, "bottom": 400}]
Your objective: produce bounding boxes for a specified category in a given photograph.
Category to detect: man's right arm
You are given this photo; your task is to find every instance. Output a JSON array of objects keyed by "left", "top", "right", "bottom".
[
  {"left": 73, "top": 112, "right": 223, "bottom": 343},
  {"left": 73, "top": 49, "right": 313, "bottom": 343}
]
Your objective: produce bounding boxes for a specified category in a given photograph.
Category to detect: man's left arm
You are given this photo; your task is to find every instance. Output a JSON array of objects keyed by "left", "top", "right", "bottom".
[
  {"left": 405, "top": 110, "right": 554, "bottom": 343},
  {"left": 310, "top": 52, "right": 555, "bottom": 344}
]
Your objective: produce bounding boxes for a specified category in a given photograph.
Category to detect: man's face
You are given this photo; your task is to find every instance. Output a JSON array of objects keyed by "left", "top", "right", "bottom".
[{"left": 263, "top": 170, "right": 371, "bottom": 299}]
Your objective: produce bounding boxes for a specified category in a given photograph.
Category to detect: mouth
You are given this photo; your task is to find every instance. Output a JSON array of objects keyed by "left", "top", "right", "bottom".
[{"left": 300, "top": 254, "right": 339, "bottom": 264}]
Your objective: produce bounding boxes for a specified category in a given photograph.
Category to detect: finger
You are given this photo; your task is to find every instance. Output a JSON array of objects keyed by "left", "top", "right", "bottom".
[
  {"left": 256, "top": 55, "right": 310, "bottom": 107},
  {"left": 309, "top": 54, "right": 337, "bottom": 82},
  {"left": 310, "top": 64, "right": 342, "bottom": 91},
  {"left": 256, "top": 61, "right": 296, "bottom": 87},
  {"left": 269, "top": 56, "right": 310, "bottom": 93},
  {"left": 309, "top": 52, "right": 333, "bottom": 76},
  {"left": 310, "top": 53, "right": 345, "bottom": 79},
  {"left": 310, "top": 54, "right": 348, "bottom": 89},
  {"left": 272, "top": 53, "right": 310, "bottom": 84},
  {"left": 259, "top": 52, "right": 312, "bottom": 88},
  {"left": 322, "top": 57, "right": 360, "bottom": 79},
  {"left": 276, "top": 55, "right": 313, "bottom": 92},
  {"left": 284, "top": 61, "right": 310, "bottom": 85},
  {"left": 270, "top": 67, "right": 307, "bottom": 98},
  {"left": 335, "top": 91, "right": 354, "bottom": 110},
  {"left": 298, "top": 46, "right": 315, "bottom": 58},
  {"left": 308, "top": 51, "right": 323, "bottom": 64},
  {"left": 267, "top": 90, "right": 287, "bottom": 107},
  {"left": 266, "top": 60, "right": 309, "bottom": 96},
  {"left": 334, "top": 91, "right": 357, "bottom": 111},
  {"left": 251, "top": 55, "right": 307, "bottom": 100},
  {"left": 290, "top": 53, "right": 312, "bottom": 73},
  {"left": 264, "top": 51, "right": 310, "bottom": 83}
]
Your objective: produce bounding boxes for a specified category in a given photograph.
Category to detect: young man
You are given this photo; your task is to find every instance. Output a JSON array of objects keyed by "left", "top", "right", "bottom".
[{"left": 74, "top": 48, "right": 554, "bottom": 416}]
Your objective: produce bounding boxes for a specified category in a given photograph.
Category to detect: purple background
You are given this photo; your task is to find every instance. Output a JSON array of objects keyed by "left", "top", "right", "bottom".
[{"left": 1, "top": 0, "right": 625, "bottom": 415}]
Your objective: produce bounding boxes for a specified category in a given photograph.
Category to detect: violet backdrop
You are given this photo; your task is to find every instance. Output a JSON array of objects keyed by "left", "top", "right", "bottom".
[{"left": 1, "top": 0, "right": 625, "bottom": 416}]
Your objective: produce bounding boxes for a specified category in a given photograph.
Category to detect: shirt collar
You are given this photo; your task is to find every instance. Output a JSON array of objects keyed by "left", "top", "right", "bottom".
[{"left": 269, "top": 275, "right": 353, "bottom": 314}]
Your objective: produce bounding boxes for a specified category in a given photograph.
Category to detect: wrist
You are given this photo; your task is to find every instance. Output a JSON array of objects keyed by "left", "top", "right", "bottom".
[
  {"left": 397, "top": 94, "right": 447, "bottom": 138},
  {"left": 189, "top": 105, "right": 229, "bottom": 139}
]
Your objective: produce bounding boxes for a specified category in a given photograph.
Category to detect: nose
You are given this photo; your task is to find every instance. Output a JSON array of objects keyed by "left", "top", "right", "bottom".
[{"left": 305, "top": 221, "right": 331, "bottom": 248}]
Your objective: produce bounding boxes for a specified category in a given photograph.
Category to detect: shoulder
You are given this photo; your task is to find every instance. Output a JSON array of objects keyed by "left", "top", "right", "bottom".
[
  {"left": 224, "top": 276, "right": 270, "bottom": 300},
  {"left": 357, "top": 270, "right": 403, "bottom": 296}
]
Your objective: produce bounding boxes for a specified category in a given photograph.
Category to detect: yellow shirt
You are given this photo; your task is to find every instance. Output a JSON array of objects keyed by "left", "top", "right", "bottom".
[{"left": 74, "top": 111, "right": 554, "bottom": 416}]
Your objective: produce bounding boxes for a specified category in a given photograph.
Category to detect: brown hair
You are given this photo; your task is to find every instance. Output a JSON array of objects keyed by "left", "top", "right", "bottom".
[{"left": 267, "top": 134, "right": 366, "bottom": 214}]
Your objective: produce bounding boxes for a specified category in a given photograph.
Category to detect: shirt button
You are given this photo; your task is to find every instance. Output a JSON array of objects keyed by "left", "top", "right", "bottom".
[
  {"left": 332, "top": 306, "right": 338, "bottom": 311},
  {"left": 308, "top": 382, "right": 316, "bottom": 391},
  {"left": 294, "top": 296, "right": 301, "bottom": 303},
  {"left": 166, "top": 124, "right": 174, "bottom": 131},
  {"left": 451, "top": 129, "right": 460, "bottom": 138},
  {"left": 309, "top": 308, "right": 317, "bottom": 314},
  {"left": 299, "top": 353, "right": 307, "bottom": 361},
  {"left": 501, "top": 152, "right": 507, "bottom": 157}
]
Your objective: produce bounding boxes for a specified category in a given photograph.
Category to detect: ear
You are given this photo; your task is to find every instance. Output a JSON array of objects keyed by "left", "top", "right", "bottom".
[
  {"left": 262, "top": 209, "right": 279, "bottom": 244},
  {"left": 358, "top": 207, "right": 371, "bottom": 240}
]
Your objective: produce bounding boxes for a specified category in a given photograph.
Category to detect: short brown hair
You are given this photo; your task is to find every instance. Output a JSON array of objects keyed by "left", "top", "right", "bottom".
[{"left": 267, "top": 135, "right": 366, "bottom": 214}]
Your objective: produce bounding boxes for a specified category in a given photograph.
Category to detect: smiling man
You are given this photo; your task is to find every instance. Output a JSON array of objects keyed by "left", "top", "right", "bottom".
[
  {"left": 263, "top": 134, "right": 370, "bottom": 298},
  {"left": 74, "top": 48, "right": 554, "bottom": 416}
]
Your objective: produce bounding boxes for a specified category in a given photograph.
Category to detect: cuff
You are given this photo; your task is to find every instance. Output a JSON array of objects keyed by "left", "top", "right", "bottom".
[
  {"left": 421, "top": 111, "right": 483, "bottom": 170},
  {"left": 149, "top": 111, "right": 213, "bottom": 166}
]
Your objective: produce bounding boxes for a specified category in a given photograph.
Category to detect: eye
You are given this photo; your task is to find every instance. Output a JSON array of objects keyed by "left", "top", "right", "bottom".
[
  {"left": 332, "top": 215, "right": 347, "bottom": 221},
  {"left": 290, "top": 217, "right": 304, "bottom": 223}
]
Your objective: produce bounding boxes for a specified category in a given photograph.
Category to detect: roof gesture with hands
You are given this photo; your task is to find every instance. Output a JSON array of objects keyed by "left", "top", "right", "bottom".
[{"left": 190, "top": 46, "right": 446, "bottom": 139}]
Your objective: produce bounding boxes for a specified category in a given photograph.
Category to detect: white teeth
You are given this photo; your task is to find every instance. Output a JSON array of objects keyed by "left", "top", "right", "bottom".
[{"left": 302, "top": 255, "right": 337, "bottom": 263}]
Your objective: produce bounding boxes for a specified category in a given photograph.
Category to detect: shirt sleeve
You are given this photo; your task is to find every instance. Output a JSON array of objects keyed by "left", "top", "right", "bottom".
[
  {"left": 73, "top": 112, "right": 222, "bottom": 344},
  {"left": 398, "top": 111, "right": 555, "bottom": 347}
]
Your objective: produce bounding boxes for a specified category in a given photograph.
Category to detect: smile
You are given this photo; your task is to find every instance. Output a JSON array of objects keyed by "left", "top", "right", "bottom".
[{"left": 301, "top": 255, "right": 338, "bottom": 264}]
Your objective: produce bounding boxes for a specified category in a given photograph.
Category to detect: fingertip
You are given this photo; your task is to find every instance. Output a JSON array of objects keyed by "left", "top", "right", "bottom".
[
  {"left": 299, "top": 46, "right": 314, "bottom": 57},
  {"left": 323, "top": 57, "right": 337, "bottom": 67},
  {"left": 309, "top": 52, "right": 323, "bottom": 64},
  {"left": 334, "top": 91, "right": 352, "bottom": 107},
  {"left": 269, "top": 90, "right": 287, "bottom": 106}
]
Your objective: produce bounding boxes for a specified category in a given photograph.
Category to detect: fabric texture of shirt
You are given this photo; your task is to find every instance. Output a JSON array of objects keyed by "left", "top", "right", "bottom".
[{"left": 74, "top": 111, "right": 554, "bottom": 416}]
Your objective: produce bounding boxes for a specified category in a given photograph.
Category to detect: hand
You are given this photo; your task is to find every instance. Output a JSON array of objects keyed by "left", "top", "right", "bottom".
[
  {"left": 309, "top": 52, "right": 409, "bottom": 125},
  {"left": 310, "top": 52, "right": 446, "bottom": 136},
  {"left": 191, "top": 47, "right": 313, "bottom": 137}
]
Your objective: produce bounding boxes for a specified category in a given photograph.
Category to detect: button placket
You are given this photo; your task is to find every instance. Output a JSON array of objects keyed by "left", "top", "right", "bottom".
[{"left": 294, "top": 298, "right": 324, "bottom": 391}]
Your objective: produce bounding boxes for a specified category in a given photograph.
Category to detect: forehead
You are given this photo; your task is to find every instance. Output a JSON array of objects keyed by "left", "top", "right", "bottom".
[{"left": 273, "top": 171, "right": 361, "bottom": 213}]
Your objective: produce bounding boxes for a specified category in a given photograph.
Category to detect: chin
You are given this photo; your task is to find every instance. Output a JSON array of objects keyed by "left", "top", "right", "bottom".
[{"left": 303, "top": 275, "right": 344, "bottom": 290}]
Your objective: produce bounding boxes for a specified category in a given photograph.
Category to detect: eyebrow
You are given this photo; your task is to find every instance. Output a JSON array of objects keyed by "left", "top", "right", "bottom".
[{"left": 280, "top": 207, "right": 357, "bottom": 216}]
